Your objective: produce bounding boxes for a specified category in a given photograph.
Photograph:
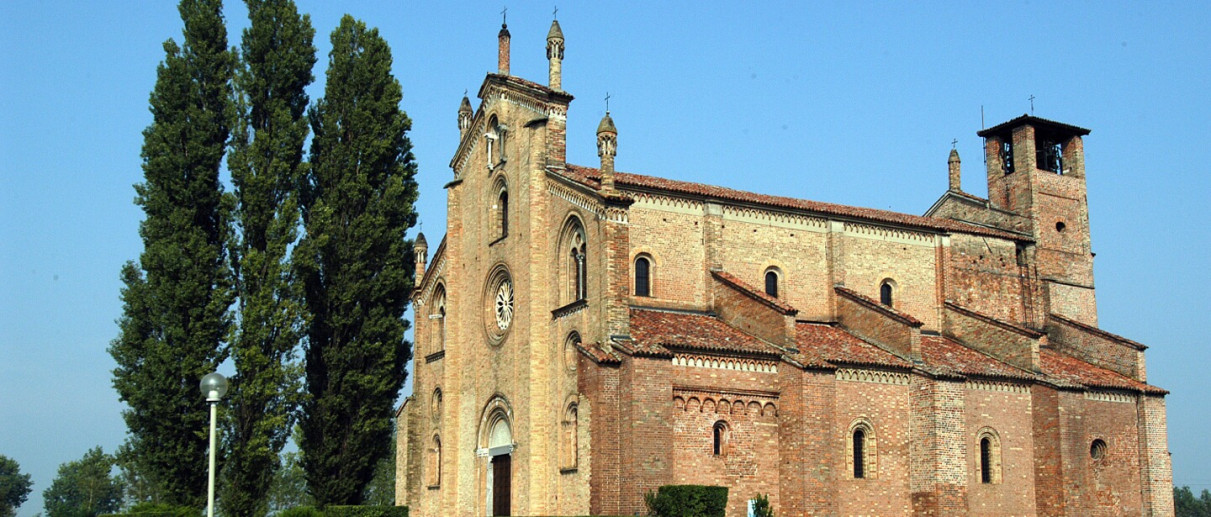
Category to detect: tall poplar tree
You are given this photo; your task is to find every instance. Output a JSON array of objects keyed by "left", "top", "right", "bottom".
[
  {"left": 220, "top": 0, "right": 315, "bottom": 515},
  {"left": 108, "top": 0, "right": 233, "bottom": 506},
  {"left": 295, "top": 15, "right": 418, "bottom": 505}
]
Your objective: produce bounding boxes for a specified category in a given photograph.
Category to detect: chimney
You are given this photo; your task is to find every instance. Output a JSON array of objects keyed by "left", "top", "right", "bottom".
[
  {"left": 948, "top": 148, "right": 961, "bottom": 191},
  {"left": 458, "top": 95, "right": 473, "bottom": 140},
  {"left": 414, "top": 232, "right": 428, "bottom": 280}
]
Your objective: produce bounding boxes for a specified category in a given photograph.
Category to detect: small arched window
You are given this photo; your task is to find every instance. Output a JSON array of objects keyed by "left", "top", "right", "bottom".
[
  {"left": 570, "top": 229, "right": 586, "bottom": 301},
  {"left": 712, "top": 421, "right": 729, "bottom": 456},
  {"left": 880, "top": 280, "right": 894, "bottom": 306},
  {"left": 634, "top": 255, "right": 651, "bottom": 297},
  {"left": 853, "top": 429, "right": 866, "bottom": 478},
  {"left": 977, "top": 428, "right": 1002, "bottom": 484},
  {"left": 498, "top": 189, "right": 509, "bottom": 238},
  {"left": 428, "top": 435, "right": 442, "bottom": 487},
  {"left": 562, "top": 403, "right": 579, "bottom": 470},
  {"left": 764, "top": 268, "right": 779, "bottom": 298}
]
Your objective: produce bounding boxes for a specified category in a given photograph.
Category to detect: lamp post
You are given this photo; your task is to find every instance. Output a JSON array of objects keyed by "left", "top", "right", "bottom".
[{"left": 200, "top": 372, "right": 228, "bottom": 517}]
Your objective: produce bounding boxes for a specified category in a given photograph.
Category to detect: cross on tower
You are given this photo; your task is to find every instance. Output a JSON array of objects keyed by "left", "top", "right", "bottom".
[
  {"left": 951, "top": 139, "right": 958, "bottom": 149},
  {"left": 605, "top": 92, "right": 610, "bottom": 113},
  {"left": 553, "top": 6, "right": 558, "bottom": 19},
  {"left": 1029, "top": 94, "right": 1036, "bottom": 114},
  {"left": 501, "top": 6, "right": 507, "bottom": 25}
]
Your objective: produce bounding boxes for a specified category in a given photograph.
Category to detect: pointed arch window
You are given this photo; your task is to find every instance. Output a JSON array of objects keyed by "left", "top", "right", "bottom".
[
  {"left": 432, "top": 285, "right": 447, "bottom": 353},
  {"left": 486, "top": 116, "right": 506, "bottom": 167},
  {"left": 634, "top": 255, "right": 652, "bottom": 297},
  {"left": 570, "top": 228, "right": 586, "bottom": 301},
  {"left": 427, "top": 435, "right": 442, "bottom": 487},
  {"left": 561, "top": 403, "right": 579, "bottom": 470},
  {"left": 498, "top": 189, "right": 509, "bottom": 238}
]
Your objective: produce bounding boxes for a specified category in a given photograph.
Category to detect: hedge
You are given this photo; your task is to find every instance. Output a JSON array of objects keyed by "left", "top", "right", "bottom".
[{"left": 644, "top": 485, "right": 728, "bottom": 517}]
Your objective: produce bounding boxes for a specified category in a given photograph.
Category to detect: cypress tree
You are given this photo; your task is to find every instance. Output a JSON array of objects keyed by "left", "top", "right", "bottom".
[
  {"left": 108, "top": 0, "right": 234, "bottom": 507},
  {"left": 220, "top": 0, "right": 315, "bottom": 515},
  {"left": 295, "top": 15, "right": 418, "bottom": 505}
]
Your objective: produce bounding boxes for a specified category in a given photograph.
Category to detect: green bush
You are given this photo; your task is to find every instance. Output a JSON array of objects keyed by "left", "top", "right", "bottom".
[
  {"left": 643, "top": 485, "right": 728, "bottom": 517},
  {"left": 322, "top": 506, "right": 407, "bottom": 517},
  {"left": 276, "top": 507, "right": 323, "bottom": 517},
  {"left": 101, "top": 502, "right": 199, "bottom": 517},
  {"left": 751, "top": 493, "right": 774, "bottom": 517}
]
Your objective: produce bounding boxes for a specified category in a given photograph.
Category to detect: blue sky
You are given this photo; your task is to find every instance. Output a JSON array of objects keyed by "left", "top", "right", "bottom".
[{"left": 2, "top": 1, "right": 1208, "bottom": 513}]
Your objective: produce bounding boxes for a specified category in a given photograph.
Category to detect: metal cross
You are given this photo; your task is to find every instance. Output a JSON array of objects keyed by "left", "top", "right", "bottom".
[
  {"left": 553, "top": 6, "right": 558, "bottom": 19},
  {"left": 604, "top": 92, "right": 610, "bottom": 113},
  {"left": 501, "top": 6, "right": 507, "bottom": 25},
  {"left": 951, "top": 138, "right": 958, "bottom": 149},
  {"left": 1029, "top": 94, "right": 1035, "bottom": 114}
]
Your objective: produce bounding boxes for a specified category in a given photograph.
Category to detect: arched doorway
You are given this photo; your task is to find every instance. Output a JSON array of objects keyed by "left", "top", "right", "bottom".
[{"left": 479, "top": 396, "right": 514, "bottom": 516}]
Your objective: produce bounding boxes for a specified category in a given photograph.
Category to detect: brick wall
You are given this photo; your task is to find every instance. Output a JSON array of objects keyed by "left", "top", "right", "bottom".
[
  {"left": 964, "top": 383, "right": 1037, "bottom": 515},
  {"left": 1046, "top": 315, "right": 1143, "bottom": 380},
  {"left": 836, "top": 376, "right": 914, "bottom": 515},
  {"left": 943, "top": 303, "right": 1041, "bottom": 372}
]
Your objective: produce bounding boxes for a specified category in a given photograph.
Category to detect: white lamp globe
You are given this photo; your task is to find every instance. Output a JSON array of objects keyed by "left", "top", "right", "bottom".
[{"left": 200, "top": 372, "right": 229, "bottom": 402}]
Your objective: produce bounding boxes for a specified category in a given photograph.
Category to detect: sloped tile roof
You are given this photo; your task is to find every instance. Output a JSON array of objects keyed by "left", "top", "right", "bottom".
[
  {"left": 835, "top": 286, "right": 924, "bottom": 327},
  {"left": 1039, "top": 348, "right": 1166, "bottom": 395},
  {"left": 576, "top": 342, "right": 621, "bottom": 364},
  {"left": 558, "top": 164, "right": 1023, "bottom": 240},
  {"left": 629, "top": 308, "right": 781, "bottom": 357},
  {"left": 920, "top": 335, "right": 1035, "bottom": 381},
  {"left": 793, "top": 322, "right": 912, "bottom": 369},
  {"left": 711, "top": 270, "right": 798, "bottom": 315}
]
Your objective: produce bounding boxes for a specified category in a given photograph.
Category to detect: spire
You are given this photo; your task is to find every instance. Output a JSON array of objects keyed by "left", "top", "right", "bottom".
[
  {"left": 597, "top": 110, "right": 617, "bottom": 190},
  {"left": 414, "top": 232, "right": 429, "bottom": 280},
  {"left": 546, "top": 17, "right": 565, "bottom": 90},
  {"left": 458, "top": 94, "right": 473, "bottom": 139},
  {"left": 497, "top": 12, "right": 510, "bottom": 75},
  {"left": 948, "top": 146, "right": 962, "bottom": 191}
]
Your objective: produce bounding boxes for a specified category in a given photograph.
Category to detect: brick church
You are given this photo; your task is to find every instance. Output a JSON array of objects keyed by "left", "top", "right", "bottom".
[{"left": 395, "top": 19, "right": 1173, "bottom": 517}]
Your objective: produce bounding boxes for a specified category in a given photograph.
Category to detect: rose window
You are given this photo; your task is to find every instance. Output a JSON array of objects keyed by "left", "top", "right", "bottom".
[{"left": 494, "top": 278, "right": 514, "bottom": 331}]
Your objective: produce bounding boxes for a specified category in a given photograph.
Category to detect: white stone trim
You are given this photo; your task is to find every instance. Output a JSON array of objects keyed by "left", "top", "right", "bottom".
[
  {"left": 835, "top": 368, "right": 911, "bottom": 385},
  {"left": 672, "top": 354, "right": 777, "bottom": 373},
  {"left": 966, "top": 380, "right": 1030, "bottom": 394},
  {"left": 1085, "top": 390, "right": 1135, "bottom": 404}
]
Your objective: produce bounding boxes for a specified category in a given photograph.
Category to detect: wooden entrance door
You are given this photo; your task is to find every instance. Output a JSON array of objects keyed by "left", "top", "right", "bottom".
[{"left": 491, "top": 454, "right": 511, "bottom": 516}]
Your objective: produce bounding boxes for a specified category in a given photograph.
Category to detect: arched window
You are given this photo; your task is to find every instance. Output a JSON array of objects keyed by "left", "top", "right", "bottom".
[
  {"left": 560, "top": 218, "right": 587, "bottom": 304},
  {"left": 764, "top": 268, "right": 780, "bottom": 298},
  {"left": 431, "top": 387, "right": 442, "bottom": 423},
  {"left": 432, "top": 285, "right": 446, "bottom": 353},
  {"left": 980, "top": 437, "right": 992, "bottom": 483},
  {"left": 712, "top": 421, "right": 729, "bottom": 456},
  {"left": 498, "top": 189, "right": 508, "bottom": 238},
  {"left": 634, "top": 255, "right": 651, "bottom": 297},
  {"left": 564, "top": 332, "right": 581, "bottom": 372},
  {"left": 428, "top": 435, "right": 442, "bottom": 487},
  {"left": 562, "top": 403, "right": 579, "bottom": 470},
  {"left": 486, "top": 116, "right": 505, "bottom": 167},
  {"left": 880, "top": 280, "right": 894, "bottom": 306},
  {"left": 853, "top": 429, "right": 866, "bottom": 478},
  {"left": 848, "top": 419, "right": 877, "bottom": 480},
  {"left": 977, "top": 428, "right": 1002, "bottom": 484}
]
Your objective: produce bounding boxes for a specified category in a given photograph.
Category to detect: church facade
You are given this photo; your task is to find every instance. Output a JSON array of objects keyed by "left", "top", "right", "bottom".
[{"left": 395, "top": 20, "right": 1173, "bottom": 517}]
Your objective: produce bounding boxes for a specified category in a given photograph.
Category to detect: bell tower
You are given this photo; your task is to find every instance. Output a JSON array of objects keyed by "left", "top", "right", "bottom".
[{"left": 978, "top": 115, "right": 1098, "bottom": 324}]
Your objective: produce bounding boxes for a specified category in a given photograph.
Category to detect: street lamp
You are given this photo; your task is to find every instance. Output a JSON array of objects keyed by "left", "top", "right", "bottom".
[{"left": 200, "top": 372, "right": 228, "bottom": 517}]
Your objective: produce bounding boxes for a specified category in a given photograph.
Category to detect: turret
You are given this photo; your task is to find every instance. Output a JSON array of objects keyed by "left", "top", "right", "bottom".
[
  {"left": 948, "top": 147, "right": 961, "bottom": 191},
  {"left": 498, "top": 22, "right": 510, "bottom": 75},
  {"left": 458, "top": 95, "right": 473, "bottom": 139},
  {"left": 597, "top": 112, "right": 617, "bottom": 190},
  {"left": 414, "top": 232, "right": 428, "bottom": 280},
  {"left": 547, "top": 19, "right": 565, "bottom": 90}
]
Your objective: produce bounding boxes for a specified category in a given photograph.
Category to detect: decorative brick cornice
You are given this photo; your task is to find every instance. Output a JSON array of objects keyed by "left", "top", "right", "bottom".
[
  {"left": 835, "top": 286, "right": 923, "bottom": 327},
  {"left": 551, "top": 299, "right": 588, "bottom": 319},
  {"left": 966, "top": 379, "right": 1030, "bottom": 393},
  {"left": 843, "top": 221, "right": 935, "bottom": 243},
  {"left": 672, "top": 353, "right": 778, "bottom": 373},
  {"left": 1085, "top": 390, "right": 1135, "bottom": 404},
  {"left": 835, "top": 368, "right": 912, "bottom": 385}
]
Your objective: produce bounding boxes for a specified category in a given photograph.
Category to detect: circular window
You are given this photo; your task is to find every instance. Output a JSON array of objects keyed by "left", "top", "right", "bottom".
[
  {"left": 1056, "top": 221, "right": 1067, "bottom": 233},
  {"left": 1090, "top": 439, "right": 1107, "bottom": 460},
  {"left": 484, "top": 266, "right": 514, "bottom": 344}
]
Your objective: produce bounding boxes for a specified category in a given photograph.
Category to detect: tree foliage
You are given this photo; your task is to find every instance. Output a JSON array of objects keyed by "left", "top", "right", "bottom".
[
  {"left": 1176, "top": 485, "right": 1211, "bottom": 517},
  {"left": 108, "top": 0, "right": 234, "bottom": 506},
  {"left": 43, "top": 447, "right": 124, "bottom": 517},
  {"left": 295, "top": 15, "right": 418, "bottom": 505},
  {"left": 220, "top": 0, "right": 315, "bottom": 515},
  {"left": 0, "top": 455, "right": 32, "bottom": 517}
]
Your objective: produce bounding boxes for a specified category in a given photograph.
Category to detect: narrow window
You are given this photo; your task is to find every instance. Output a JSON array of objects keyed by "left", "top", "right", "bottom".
[
  {"left": 572, "top": 234, "right": 586, "bottom": 300},
  {"left": 880, "top": 282, "right": 893, "bottom": 306},
  {"left": 1000, "top": 140, "right": 1015, "bottom": 174},
  {"left": 853, "top": 429, "right": 866, "bottom": 478},
  {"left": 562, "top": 405, "right": 579, "bottom": 469},
  {"left": 499, "top": 190, "right": 508, "bottom": 237},
  {"left": 765, "top": 270, "right": 778, "bottom": 298},
  {"left": 980, "top": 437, "right": 992, "bottom": 483},
  {"left": 634, "top": 256, "right": 651, "bottom": 297},
  {"left": 712, "top": 421, "right": 728, "bottom": 456},
  {"left": 428, "top": 436, "right": 442, "bottom": 487},
  {"left": 438, "top": 306, "right": 446, "bottom": 350}
]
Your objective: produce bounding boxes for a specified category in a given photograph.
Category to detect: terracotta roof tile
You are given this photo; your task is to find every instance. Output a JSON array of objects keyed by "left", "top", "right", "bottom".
[
  {"left": 629, "top": 308, "right": 781, "bottom": 356},
  {"left": 558, "top": 164, "right": 1022, "bottom": 240},
  {"left": 711, "top": 270, "right": 798, "bottom": 315},
  {"left": 576, "top": 342, "right": 621, "bottom": 364},
  {"left": 1039, "top": 349, "right": 1166, "bottom": 394},
  {"left": 835, "top": 286, "right": 924, "bottom": 327},
  {"left": 794, "top": 322, "right": 912, "bottom": 369},
  {"left": 920, "top": 335, "right": 1035, "bottom": 381}
]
